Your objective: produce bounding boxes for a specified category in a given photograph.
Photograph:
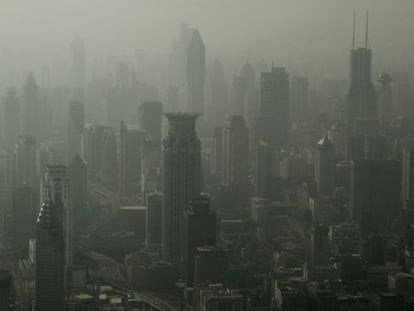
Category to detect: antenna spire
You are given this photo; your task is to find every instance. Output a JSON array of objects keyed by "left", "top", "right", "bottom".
[
  {"left": 365, "top": 11, "right": 369, "bottom": 48},
  {"left": 352, "top": 11, "right": 356, "bottom": 49}
]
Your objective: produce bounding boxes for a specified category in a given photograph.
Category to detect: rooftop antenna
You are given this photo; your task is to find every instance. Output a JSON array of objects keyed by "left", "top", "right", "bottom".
[
  {"left": 352, "top": 11, "right": 356, "bottom": 49},
  {"left": 365, "top": 10, "right": 369, "bottom": 48}
]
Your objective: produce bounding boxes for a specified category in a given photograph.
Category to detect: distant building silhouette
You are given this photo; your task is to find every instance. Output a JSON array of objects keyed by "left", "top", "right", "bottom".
[
  {"left": 162, "top": 113, "right": 201, "bottom": 262},
  {"left": 70, "top": 37, "right": 86, "bottom": 102},
  {"left": 69, "top": 155, "right": 87, "bottom": 211},
  {"left": 1, "top": 87, "right": 19, "bottom": 150},
  {"left": 138, "top": 101, "right": 163, "bottom": 142},
  {"left": 314, "top": 137, "right": 336, "bottom": 197},
  {"left": 119, "top": 121, "right": 145, "bottom": 197},
  {"left": 377, "top": 72, "right": 393, "bottom": 122},
  {"left": 67, "top": 100, "right": 85, "bottom": 161},
  {"left": 20, "top": 73, "right": 41, "bottom": 139},
  {"left": 311, "top": 223, "right": 329, "bottom": 266},
  {"left": 257, "top": 66, "right": 290, "bottom": 149},
  {"left": 186, "top": 30, "right": 206, "bottom": 114},
  {"left": 15, "top": 136, "right": 37, "bottom": 187}
]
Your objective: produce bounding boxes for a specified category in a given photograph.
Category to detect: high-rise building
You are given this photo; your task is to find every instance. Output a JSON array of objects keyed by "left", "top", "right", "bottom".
[
  {"left": 102, "top": 127, "right": 118, "bottom": 192},
  {"left": 290, "top": 76, "right": 309, "bottom": 124},
  {"left": 0, "top": 270, "right": 12, "bottom": 311},
  {"left": 162, "top": 113, "right": 202, "bottom": 262},
  {"left": 310, "top": 223, "right": 329, "bottom": 266},
  {"left": 347, "top": 13, "right": 377, "bottom": 132},
  {"left": 42, "top": 165, "right": 72, "bottom": 267},
  {"left": 82, "top": 125, "right": 109, "bottom": 180},
  {"left": 145, "top": 191, "right": 162, "bottom": 247},
  {"left": 221, "top": 115, "right": 249, "bottom": 186},
  {"left": 70, "top": 37, "right": 86, "bottom": 101},
  {"left": 1, "top": 87, "right": 19, "bottom": 150},
  {"left": 314, "top": 137, "right": 336, "bottom": 197},
  {"left": 257, "top": 66, "right": 290, "bottom": 149},
  {"left": 12, "top": 186, "right": 38, "bottom": 256},
  {"left": 67, "top": 100, "right": 85, "bottom": 161},
  {"left": 205, "top": 59, "right": 228, "bottom": 124},
  {"left": 69, "top": 155, "right": 87, "bottom": 211},
  {"left": 20, "top": 73, "right": 40, "bottom": 139},
  {"left": 255, "top": 141, "right": 273, "bottom": 198},
  {"left": 15, "top": 136, "right": 37, "bottom": 187},
  {"left": 184, "top": 195, "right": 216, "bottom": 286},
  {"left": 186, "top": 30, "right": 206, "bottom": 114},
  {"left": 377, "top": 72, "right": 392, "bottom": 123},
  {"left": 350, "top": 160, "right": 401, "bottom": 235},
  {"left": 35, "top": 193, "right": 65, "bottom": 311},
  {"left": 138, "top": 101, "right": 163, "bottom": 142},
  {"left": 166, "top": 85, "right": 179, "bottom": 113},
  {"left": 119, "top": 121, "right": 145, "bottom": 197}
]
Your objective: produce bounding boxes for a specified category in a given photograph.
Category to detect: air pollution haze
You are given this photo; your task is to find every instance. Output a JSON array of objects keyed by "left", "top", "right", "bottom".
[{"left": 1, "top": 1, "right": 414, "bottom": 311}]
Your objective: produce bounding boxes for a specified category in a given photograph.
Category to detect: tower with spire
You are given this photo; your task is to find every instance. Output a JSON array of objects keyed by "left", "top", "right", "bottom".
[{"left": 347, "top": 11, "right": 377, "bottom": 132}]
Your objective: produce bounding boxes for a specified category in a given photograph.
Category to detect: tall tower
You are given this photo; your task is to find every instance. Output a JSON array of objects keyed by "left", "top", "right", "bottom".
[
  {"left": 347, "top": 12, "right": 377, "bottom": 132},
  {"left": 20, "top": 73, "right": 40, "bottom": 139},
  {"left": 310, "top": 223, "right": 329, "bottom": 266},
  {"left": 15, "top": 136, "right": 37, "bottom": 187},
  {"left": 35, "top": 192, "right": 65, "bottom": 311},
  {"left": 222, "top": 115, "right": 250, "bottom": 186},
  {"left": 1, "top": 87, "right": 19, "bottom": 150},
  {"left": 69, "top": 155, "right": 87, "bottom": 211},
  {"left": 257, "top": 66, "right": 290, "bottom": 149},
  {"left": 42, "top": 166, "right": 72, "bottom": 267},
  {"left": 138, "top": 101, "right": 163, "bottom": 142},
  {"left": 314, "top": 137, "right": 336, "bottom": 197},
  {"left": 377, "top": 72, "right": 393, "bottom": 122},
  {"left": 186, "top": 30, "right": 206, "bottom": 114},
  {"left": 67, "top": 100, "right": 85, "bottom": 161},
  {"left": 162, "top": 113, "right": 202, "bottom": 262}
]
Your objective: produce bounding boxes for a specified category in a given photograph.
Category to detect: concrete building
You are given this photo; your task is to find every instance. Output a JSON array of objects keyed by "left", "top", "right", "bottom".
[
  {"left": 186, "top": 30, "right": 206, "bottom": 114},
  {"left": 138, "top": 101, "right": 162, "bottom": 142},
  {"left": 314, "top": 137, "right": 336, "bottom": 197},
  {"left": 162, "top": 113, "right": 202, "bottom": 262},
  {"left": 184, "top": 195, "right": 217, "bottom": 285},
  {"left": 257, "top": 66, "right": 290, "bottom": 149},
  {"left": 1, "top": 87, "right": 19, "bottom": 150},
  {"left": 67, "top": 100, "right": 85, "bottom": 161},
  {"left": 35, "top": 194, "right": 65, "bottom": 311}
]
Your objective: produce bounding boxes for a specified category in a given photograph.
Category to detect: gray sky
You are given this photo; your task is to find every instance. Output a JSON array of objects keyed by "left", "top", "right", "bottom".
[{"left": 0, "top": 0, "right": 413, "bottom": 79}]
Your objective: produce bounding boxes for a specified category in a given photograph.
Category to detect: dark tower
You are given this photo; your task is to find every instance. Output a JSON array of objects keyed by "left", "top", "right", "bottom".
[
  {"left": 347, "top": 12, "right": 377, "bottom": 132},
  {"left": 35, "top": 192, "right": 65, "bottom": 311},
  {"left": 162, "top": 113, "right": 202, "bottom": 262},
  {"left": 377, "top": 72, "right": 393, "bottom": 122}
]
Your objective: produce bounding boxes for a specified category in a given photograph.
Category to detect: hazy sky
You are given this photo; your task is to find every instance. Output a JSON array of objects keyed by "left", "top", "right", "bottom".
[{"left": 0, "top": 0, "right": 413, "bottom": 79}]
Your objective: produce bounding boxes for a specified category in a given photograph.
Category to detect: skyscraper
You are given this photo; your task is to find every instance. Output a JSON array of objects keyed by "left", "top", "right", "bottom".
[
  {"left": 12, "top": 186, "right": 38, "bottom": 257},
  {"left": 314, "top": 137, "right": 336, "bottom": 197},
  {"left": 184, "top": 195, "right": 216, "bottom": 286},
  {"left": 255, "top": 141, "right": 273, "bottom": 198},
  {"left": 119, "top": 121, "right": 145, "bottom": 197},
  {"left": 138, "top": 101, "right": 163, "bottom": 142},
  {"left": 350, "top": 160, "right": 401, "bottom": 235},
  {"left": 257, "top": 66, "right": 290, "bottom": 149},
  {"left": 1, "top": 87, "right": 19, "bottom": 150},
  {"left": 35, "top": 193, "right": 65, "bottom": 311},
  {"left": 221, "top": 115, "right": 249, "bottom": 186},
  {"left": 377, "top": 72, "right": 393, "bottom": 122},
  {"left": 347, "top": 12, "right": 377, "bottom": 132},
  {"left": 42, "top": 165, "right": 72, "bottom": 267},
  {"left": 69, "top": 155, "right": 87, "bottom": 211},
  {"left": 67, "top": 100, "right": 85, "bottom": 161},
  {"left": 186, "top": 30, "right": 206, "bottom": 114},
  {"left": 101, "top": 127, "right": 118, "bottom": 192},
  {"left": 162, "top": 113, "right": 202, "bottom": 262},
  {"left": 20, "top": 73, "right": 40, "bottom": 139},
  {"left": 402, "top": 146, "right": 414, "bottom": 221},
  {"left": 290, "top": 76, "right": 309, "bottom": 124},
  {"left": 15, "top": 136, "right": 37, "bottom": 187}
]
